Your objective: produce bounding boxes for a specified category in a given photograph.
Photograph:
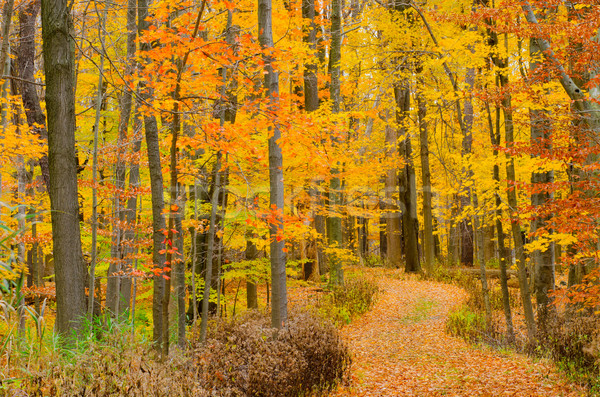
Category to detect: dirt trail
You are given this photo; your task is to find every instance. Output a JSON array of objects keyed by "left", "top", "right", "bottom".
[{"left": 333, "top": 270, "right": 587, "bottom": 396}]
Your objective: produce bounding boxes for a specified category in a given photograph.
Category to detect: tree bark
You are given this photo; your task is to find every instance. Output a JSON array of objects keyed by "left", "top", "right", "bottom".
[
  {"left": 107, "top": 0, "right": 137, "bottom": 318},
  {"left": 395, "top": 83, "right": 420, "bottom": 273},
  {"left": 0, "top": 0, "right": 15, "bottom": 124},
  {"left": 384, "top": 121, "right": 402, "bottom": 267},
  {"left": 88, "top": 0, "right": 108, "bottom": 322},
  {"left": 138, "top": 0, "right": 166, "bottom": 348},
  {"left": 41, "top": 0, "right": 86, "bottom": 337},
  {"left": 199, "top": 153, "right": 221, "bottom": 342},
  {"left": 245, "top": 232, "right": 259, "bottom": 310},
  {"left": 259, "top": 0, "right": 287, "bottom": 328},
  {"left": 120, "top": 110, "right": 142, "bottom": 317},
  {"left": 497, "top": 46, "right": 536, "bottom": 343},
  {"left": 17, "top": 0, "right": 50, "bottom": 190},
  {"left": 418, "top": 92, "right": 435, "bottom": 273},
  {"left": 529, "top": 29, "right": 555, "bottom": 333},
  {"left": 327, "top": 0, "right": 344, "bottom": 284}
]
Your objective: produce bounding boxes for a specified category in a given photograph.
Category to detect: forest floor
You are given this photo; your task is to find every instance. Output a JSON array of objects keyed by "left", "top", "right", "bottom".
[{"left": 331, "top": 268, "right": 588, "bottom": 396}]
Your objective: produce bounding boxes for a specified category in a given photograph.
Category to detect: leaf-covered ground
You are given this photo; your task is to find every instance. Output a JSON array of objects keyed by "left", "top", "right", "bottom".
[{"left": 333, "top": 269, "right": 587, "bottom": 396}]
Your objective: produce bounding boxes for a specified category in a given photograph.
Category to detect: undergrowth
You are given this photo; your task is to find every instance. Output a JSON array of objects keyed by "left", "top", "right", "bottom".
[
  {"left": 196, "top": 310, "right": 351, "bottom": 396},
  {"left": 316, "top": 275, "right": 379, "bottom": 325},
  {"left": 2, "top": 309, "right": 353, "bottom": 396},
  {"left": 428, "top": 264, "right": 600, "bottom": 394}
]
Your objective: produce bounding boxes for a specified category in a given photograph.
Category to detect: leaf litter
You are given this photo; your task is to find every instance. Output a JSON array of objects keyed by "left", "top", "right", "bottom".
[{"left": 331, "top": 269, "right": 587, "bottom": 396}]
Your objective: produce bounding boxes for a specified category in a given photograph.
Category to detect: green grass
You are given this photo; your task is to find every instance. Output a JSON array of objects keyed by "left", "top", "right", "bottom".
[{"left": 402, "top": 298, "right": 437, "bottom": 324}]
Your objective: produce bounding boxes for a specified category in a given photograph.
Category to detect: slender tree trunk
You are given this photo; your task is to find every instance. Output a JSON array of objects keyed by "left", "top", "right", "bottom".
[
  {"left": 120, "top": 109, "right": 142, "bottom": 317},
  {"left": 191, "top": 183, "right": 199, "bottom": 324},
  {"left": 302, "top": 0, "right": 318, "bottom": 113},
  {"left": 302, "top": 0, "right": 324, "bottom": 278},
  {"left": 108, "top": 0, "right": 137, "bottom": 318},
  {"left": 41, "top": 0, "right": 86, "bottom": 337},
  {"left": 0, "top": 0, "right": 15, "bottom": 123},
  {"left": 384, "top": 121, "right": 402, "bottom": 267},
  {"left": 175, "top": 184, "right": 186, "bottom": 348},
  {"left": 474, "top": 191, "right": 492, "bottom": 330},
  {"left": 327, "top": 0, "right": 343, "bottom": 284},
  {"left": 418, "top": 91, "right": 434, "bottom": 273},
  {"left": 498, "top": 43, "right": 536, "bottom": 342},
  {"left": 200, "top": 153, "right": 221, "bottom": 342},
  {"left": 529, "top": 33, "right": 555, "bottom": 333},
  {"left": 459, "top": 66, "right": 475, "bottom": 267},
  {"left": 485, "top": 21, "right": 515, "bottom": 344},
  {"left": 259, "top": 0, "right": 287, "bottom": 328},
  {"left": 246, "top": 230, "right": 259, "bottom": 309},
  {"left": 88, "top": 0, "right": 107, "bottom": 322},
  {"left": 138, "top": 0, "right": 166, "bottom": 348}
]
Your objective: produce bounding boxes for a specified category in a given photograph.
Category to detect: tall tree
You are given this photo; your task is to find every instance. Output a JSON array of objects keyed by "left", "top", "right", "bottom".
[
  {"left": 528, "top": 11, "right": 555, "bottom": 334},
  {"left": 259, "top": 0, "right": 287, "bottom": 328},
  {"left": 41, "top": 0, "right": 86, "bottom": 336},
  {"left": 384, "top": 120, "right": 402, "bottom": 267},
  {"left": 107, "top": 0, "right": 138, "bottom": 318},
  {"left": 327, "top": 0, "right": 344, "bottom": 284},
  {"left": 418, "top": 91, "right": 435, "bottom": 273},
  {"left": 138, "top": 0, "right": 166, "bottom": 348},
  {"left": 395, "top": 82, "right": 420, "bottom": 273},
  {"left": 496, "top": 34, "right": 536, "bottom": 343}
]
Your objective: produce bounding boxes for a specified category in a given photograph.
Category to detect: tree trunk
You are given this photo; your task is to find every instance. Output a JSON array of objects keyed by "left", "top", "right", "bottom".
[
  {"left": 107, "top": 0, "right": 137, "bottom": 318},
  {"left": 88, "top": 0, "right": 107, "bottom": 322},
  {"left": 120, "top": 110, "right": 142, "bottom": 317},
  {"left": 498, "top": 46, "right": 536, "bottom": 343},
  {"left": 302, "top": 0, "right": 324, "bottom": 278},
  {"left": 0, "top": 0, "right": 15, "bottom": 124},
  {"left": 246, "top": 232, "right": 259, "bottom": 310},
  {"left": 175, "top": 185, "right": 186, "bottom": 348},
  {"left": 17, "top": 0, "right": 50, "bottom": 190},
  {"left": 395, "top": 83, "right": 420, "bottom": 273},
  {"left": 259, "top": 0, "right": 287, "bottom": 328},
  {"left": 529, "top": 32, "right": 555, "bottom": 333},
  {"left": 484, "top": 21, "right": 515, "bottom": 343},
  {"left": 459, "top": 66, "right": 476, "bottom": 267},
  {"left": 384, "top": 121, "right": 402, "bottom": 267},
  {"left": 138, "top": 0, "right": 166, "bottom": 348},
  {"left": 418, "top": 91, "right": 434, "bottom": 273},
  {"left": 41, "top": 0, "right": 86, "bottom": 337},
  {"left": 327, "top": 0, "right": 343, "bottom": 285},
  {"left": 199, "top": 153, "right": 221, "bottom": 342}
]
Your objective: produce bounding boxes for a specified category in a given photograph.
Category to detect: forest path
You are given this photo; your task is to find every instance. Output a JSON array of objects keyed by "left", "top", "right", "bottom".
[{"left": 332, "top": 269, "right": 586, "bottom": 396}]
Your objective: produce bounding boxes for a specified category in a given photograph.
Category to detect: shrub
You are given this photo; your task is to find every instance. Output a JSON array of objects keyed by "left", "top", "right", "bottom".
[
  {"left": 446, "top": 305, "right": 485, "bottom": 341},
  {"left": 537, "top": 313, "right": 600, "bottom": 391},
  {"left": 317, "top": 276, "right": 379, "bottom": 325},
  {"left": 195, "top": 310, "right": 351, "bottom": 396},
  {"left": 4, "top": 327, "right": 208, "bottom": 396}
]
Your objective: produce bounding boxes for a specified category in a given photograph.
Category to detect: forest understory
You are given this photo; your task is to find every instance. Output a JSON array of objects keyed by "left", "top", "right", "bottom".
[
  {"left": 333, "top": 268, "right": 589, "bottom": 397},
  {"left": 3, "top": 0, "right": 600, "bottom": 394},
  {"left": 2, "top": 266, "right": 596, "bottom": 396}
]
